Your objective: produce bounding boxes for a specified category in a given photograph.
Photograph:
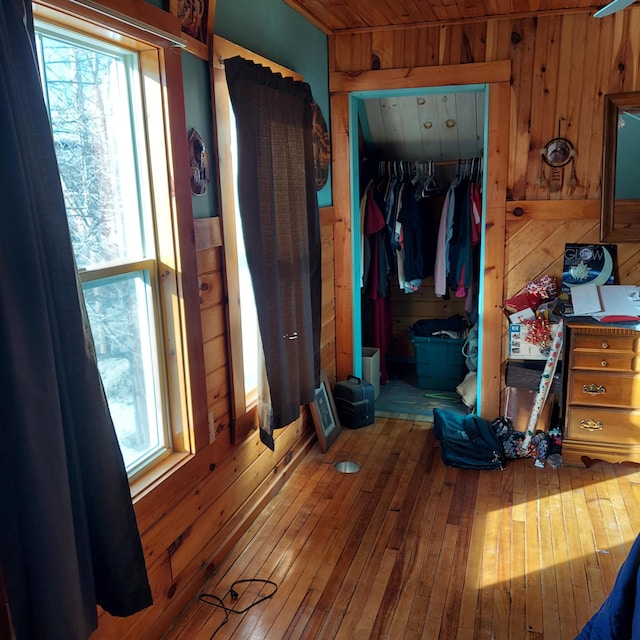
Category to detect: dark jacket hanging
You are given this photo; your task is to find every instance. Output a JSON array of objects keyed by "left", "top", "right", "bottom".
[{"left": 0, "top": 1, "right": 152, "bottom": 638}]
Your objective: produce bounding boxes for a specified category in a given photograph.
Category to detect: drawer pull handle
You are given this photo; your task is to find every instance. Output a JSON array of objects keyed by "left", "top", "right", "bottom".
[
  {"left": 601, "top": 360, "right": 608, "bottom": 367},
  {"left": 582, "top": 384, "right": 606, "bottom": 395},
  {"left": 580, "top": 419, "right": 604, "bottom": 431},
  {"left": 601, "top": 341, "right": 609, "bottom": 349}
]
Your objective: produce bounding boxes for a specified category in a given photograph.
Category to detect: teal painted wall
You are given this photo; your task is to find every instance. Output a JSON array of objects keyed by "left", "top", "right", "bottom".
[{"left": 215, "top": 0, "right": 332, "bottom": 207}]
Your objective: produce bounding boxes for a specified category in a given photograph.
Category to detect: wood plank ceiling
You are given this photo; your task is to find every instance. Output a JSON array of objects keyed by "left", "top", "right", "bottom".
[
  {"left": 360, "top": 90, "right": 485, "bottom": 163},
  {"left": 284, "top": 1, "right": 620, "bottom": 164},
  {"left": 282, "top": 0, "right": 615, "bottom": 33}
]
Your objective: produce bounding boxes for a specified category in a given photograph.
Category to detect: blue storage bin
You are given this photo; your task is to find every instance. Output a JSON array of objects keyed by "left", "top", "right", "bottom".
[{"left": 409, "top": 331, "right": 466, "bottom": 391}]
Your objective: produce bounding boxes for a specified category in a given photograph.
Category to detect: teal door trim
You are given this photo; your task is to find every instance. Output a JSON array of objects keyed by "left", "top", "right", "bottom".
[{"left": 349, "top": 84, "right": 488, "bottom": 412}]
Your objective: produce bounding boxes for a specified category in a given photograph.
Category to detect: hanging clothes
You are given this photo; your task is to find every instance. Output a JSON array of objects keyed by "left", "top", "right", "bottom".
[
  {"left": 359, "top": 157, "right": 483, "bottom": 385},
  {"left": 447, "top": 177, "right": 472, "bottom": 296},
  {"left": 360, "top": 157, "right": 483, "bottom": 299},
  {"left": 434, "top": 185, "right": 455, "bottom": 297},
  {"left": 362, "top": 182, "right": 393, "bottom": 383},
  {"left": 397, "top": 179, "right": 438, "bottom": 284},
  {"left": 434, "top": 160, "right": 483, "bottom": 300}
]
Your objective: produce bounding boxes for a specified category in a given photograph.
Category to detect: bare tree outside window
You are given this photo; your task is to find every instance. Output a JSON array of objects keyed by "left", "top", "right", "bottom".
[{"left": 36, "top": 28, "right": 167, "bottom": 471}]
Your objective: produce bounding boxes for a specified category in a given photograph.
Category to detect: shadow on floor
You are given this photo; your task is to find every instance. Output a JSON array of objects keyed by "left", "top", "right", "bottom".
[{"left": 375, "top": 360, "right": 468, "bottom": 421}]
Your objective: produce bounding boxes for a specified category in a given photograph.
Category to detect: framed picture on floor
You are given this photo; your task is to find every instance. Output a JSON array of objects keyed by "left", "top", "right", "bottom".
[{"left": 310, "top": 370, "right": 342, "bottom": 453}]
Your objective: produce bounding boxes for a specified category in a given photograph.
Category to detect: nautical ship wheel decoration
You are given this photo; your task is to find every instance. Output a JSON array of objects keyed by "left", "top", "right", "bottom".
[{"left": 538, "top": 133, "right": 578, "bottom": 193}]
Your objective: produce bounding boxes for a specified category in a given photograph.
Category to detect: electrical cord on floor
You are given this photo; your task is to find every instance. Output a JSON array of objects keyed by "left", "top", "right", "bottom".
[
  {"left": 198, "top": 578, "right": 278, "bottom": 639},
  {"left": 423, "top": 391, "right": 459, "bottom": 400}
]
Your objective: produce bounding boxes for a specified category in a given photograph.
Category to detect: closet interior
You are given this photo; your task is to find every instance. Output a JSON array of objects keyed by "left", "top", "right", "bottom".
[{"left": 356, "top": 89, "right": 486, "bottom": 417}]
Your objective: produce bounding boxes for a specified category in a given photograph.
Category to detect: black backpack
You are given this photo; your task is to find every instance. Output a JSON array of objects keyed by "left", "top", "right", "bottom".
[{"left": 432, "top": 408, "right": 506, "bottom": 470}]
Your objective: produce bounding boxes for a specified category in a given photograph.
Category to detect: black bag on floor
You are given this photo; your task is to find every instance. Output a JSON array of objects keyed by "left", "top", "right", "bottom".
[{"left": 432, "top": 408, "right": 506, "bottom": 470}]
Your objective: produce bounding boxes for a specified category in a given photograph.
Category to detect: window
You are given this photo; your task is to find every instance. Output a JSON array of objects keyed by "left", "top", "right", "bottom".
[
  {"left": 229, "top": 103, "right": 259, "bottom": 404},
  {"left": 34, "top": 14, "right": 190, "bottom": 478},
  {"left": 214, "top": 88, "right": 259, "bottom": 435}
]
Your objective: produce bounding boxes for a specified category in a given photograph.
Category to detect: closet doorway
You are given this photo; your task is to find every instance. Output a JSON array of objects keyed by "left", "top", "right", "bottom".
[{"left": 349, "top": 84, "right": 488, "bottom": 417}]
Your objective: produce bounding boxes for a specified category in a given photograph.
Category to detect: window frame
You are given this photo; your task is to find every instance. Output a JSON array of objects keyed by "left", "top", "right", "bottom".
[{"left": 33, "top": 0, "right": 209, "bottom": 490}]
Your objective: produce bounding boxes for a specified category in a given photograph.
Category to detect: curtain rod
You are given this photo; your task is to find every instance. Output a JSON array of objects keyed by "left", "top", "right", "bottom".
[{"left": 65, "top": 0, "right": 187, "bottom": 48}]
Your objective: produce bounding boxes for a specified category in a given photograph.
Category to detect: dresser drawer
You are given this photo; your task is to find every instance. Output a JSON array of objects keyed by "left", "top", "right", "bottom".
[
  {"left": 572, "top": 351, "right": 640, "bottom": 372},
  {"left": 573, "top": 333, "right": 640, "bottom": 353},
  {"left": 565, "top": 407, "right": 640, "bottom": 444},
  {"left": 568, "top": 371, "right": 640, "bottom": 408},
  {"left": 564, "top": 324, "right": 640, "bottom": 466}
]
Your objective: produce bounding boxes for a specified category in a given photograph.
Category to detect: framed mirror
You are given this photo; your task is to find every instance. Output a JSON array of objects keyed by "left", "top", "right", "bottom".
[{"left": 601, "top": 92, "right": 640, "bottom": 242}]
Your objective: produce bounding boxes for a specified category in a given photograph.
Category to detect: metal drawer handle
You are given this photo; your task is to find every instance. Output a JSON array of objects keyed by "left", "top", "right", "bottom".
[
  {"left": 582, "top": 384, "right": 606, "bottom": 395},
  {"left": 580, "top": 419, "right": 604, "bottom": 431},
  {"left": 601, "top": 341, "right": 609, "bottom": 349},
  {"left": 601, "top": 360, "right": 608, "bottom": 367}
]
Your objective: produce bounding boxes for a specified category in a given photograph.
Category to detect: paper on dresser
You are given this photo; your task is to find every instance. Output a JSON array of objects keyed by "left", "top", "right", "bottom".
[
  {"left": 569, "top": 282, "right": 603, "bottom": 315},
  {"left": 592, "top": 285, "right": 640, "bottom": 318}
]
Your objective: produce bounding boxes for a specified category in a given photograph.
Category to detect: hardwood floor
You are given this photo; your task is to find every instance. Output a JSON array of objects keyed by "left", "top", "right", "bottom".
[{"left": 161, "top": 415, "right": 640, "bottom": 639}]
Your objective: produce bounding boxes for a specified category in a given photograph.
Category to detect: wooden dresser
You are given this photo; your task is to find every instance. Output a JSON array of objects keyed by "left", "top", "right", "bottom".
[{"left": 563, "top": 322, "right": 640, "bottom": 466}]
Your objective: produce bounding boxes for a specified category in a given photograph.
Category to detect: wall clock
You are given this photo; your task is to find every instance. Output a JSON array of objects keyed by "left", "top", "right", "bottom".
[
  {"left": 541, "top": 137, "right": 574, "bottom": 167},
  {"left": 538, "top": 136, "right": 578, "bottom": 193}
]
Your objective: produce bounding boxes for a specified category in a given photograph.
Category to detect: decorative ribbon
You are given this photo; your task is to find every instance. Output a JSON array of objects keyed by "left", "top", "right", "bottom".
[{"left": 519, "top": 319, "right": 564, "bottom": 454}]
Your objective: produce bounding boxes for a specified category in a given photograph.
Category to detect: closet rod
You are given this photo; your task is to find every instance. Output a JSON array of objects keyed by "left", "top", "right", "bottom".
[
  {"left": 416, "top": 158, "right": 480, "bottom": 166},
  {"left": 376, "top": 157, "right": 483, "bottom": 177},
  {"left": 433, "top": 159, "right": 467, "bottom": 166},
  {"left": 380, "top": 158, "right": 481, "bottom": 167}
]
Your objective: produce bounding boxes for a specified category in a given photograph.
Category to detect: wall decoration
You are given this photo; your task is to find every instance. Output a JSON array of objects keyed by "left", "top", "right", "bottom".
[
  {"left": 542, "top": 137, "right": 574, "bottom": 167},
  {"left": 310, "top": 370, "right": 342, "bottom": 453},
  {"left": 311, "top": 102, "right": 331, "bottom": 191},
  {"left": 537, "top": 123, "right": 578, "bottom": 193},
  {"left": 188, "top": 128, "right": 210, "bottom": 196},
  {"left": 170, "top": 0, "right": 209, "bottom": 43}
]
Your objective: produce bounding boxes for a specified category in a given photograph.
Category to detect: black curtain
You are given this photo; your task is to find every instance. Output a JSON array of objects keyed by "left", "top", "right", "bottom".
[
  {"left": 225, "top": 56, "right": 321, "bottom": 449},
  {"left": 0, "top": 1, "right": 152, "bottom": 638}
]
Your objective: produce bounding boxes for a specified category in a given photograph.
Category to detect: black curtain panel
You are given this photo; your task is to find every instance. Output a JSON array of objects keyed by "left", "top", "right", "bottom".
[
  {"left": 225, "top": 56, "right": 321, "bottom": 449},
  {"left": 0, "top": 1, "right": 152, "bottom": 638}
]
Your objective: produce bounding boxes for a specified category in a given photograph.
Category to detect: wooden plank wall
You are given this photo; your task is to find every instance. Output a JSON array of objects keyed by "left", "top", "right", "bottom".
[
  {"left": 320, "top": 207, "right": 339, "bottom": 383},
  {"left": 93, "top": 207, "right": 337, "bottom": 640},
  {"left": 389, "top": 276, "right": 467, "bottom": 358},
  {"left": 330, "top": 8, "right": 640, "bottom": 412}
]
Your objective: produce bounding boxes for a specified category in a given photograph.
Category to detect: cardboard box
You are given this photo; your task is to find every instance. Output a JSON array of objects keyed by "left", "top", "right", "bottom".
[
  {"left": 362, "top": 347, "right": 380, "bottom": 400},
  {"left": 504, "top": 386, "right": 555, "bottom": 432},
  {"left": 509, "top": 323, "right": 560, "bottom": 361}
]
